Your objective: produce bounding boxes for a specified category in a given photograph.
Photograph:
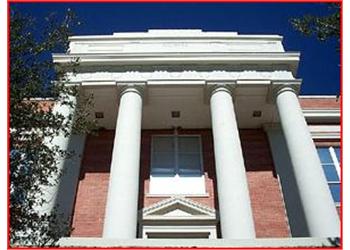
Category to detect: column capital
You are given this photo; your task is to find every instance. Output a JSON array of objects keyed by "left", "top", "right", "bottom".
[
  {"left": 272, "top": 84, "right": 299, "bottom": 101},
  {"left": 207, "top": 82, "right": 236, "bottom": 97},
  {"left": 118, "top": 83, "right": 145, "bottom": 97}
]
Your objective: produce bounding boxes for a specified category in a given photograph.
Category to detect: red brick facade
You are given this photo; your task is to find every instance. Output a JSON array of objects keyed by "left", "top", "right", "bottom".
[
  {"left": 70, "top": 130, "right": 114, "bottom": 237},
  {"left": 71, "top": 128, "right": 290, "bottom": 238},
  {"left": 241, "top": 130, "right": 290, "bottom": 237},
  {"left": 299, "top": 97, "right": 340, "bottom": 109}
]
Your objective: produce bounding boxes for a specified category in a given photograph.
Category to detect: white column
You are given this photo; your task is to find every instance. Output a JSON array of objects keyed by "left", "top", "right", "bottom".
[
  {"left": 103, "top": 86, "right": 143, "bottom": 239},
  {"left": 275, "top": 86, "right": 340, "bottom": 237},
  {"left": 210, "top": 85, "right": 256, "bottom": 239},
  {"left": 40, "top": 93, "right": 85, "bottom": 218}
]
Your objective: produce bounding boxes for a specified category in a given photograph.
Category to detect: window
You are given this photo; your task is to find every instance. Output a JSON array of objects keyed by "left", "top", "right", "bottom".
[
  {"left": 146, "top": 232, "right": 210, "bottom": 239},
  {"left": 142, "top": 226, "right": 217, "bottom": 239},
  {"left": 317, "top": 146, "right": 341, "bottom": 205},
  {"left": 150, "top": 135, "right": 205, "bottom": 195},
  {"left": 151, "top": 136, "right": 202, "bottom": 177}
]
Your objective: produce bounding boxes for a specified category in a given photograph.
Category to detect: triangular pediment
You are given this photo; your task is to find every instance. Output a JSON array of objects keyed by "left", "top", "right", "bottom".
[
  {"left": 143, "top": 196, "right": 216, "bottom": 218},
  {"left": 162, "top": 208, "right": 193, "bottom": 217}
]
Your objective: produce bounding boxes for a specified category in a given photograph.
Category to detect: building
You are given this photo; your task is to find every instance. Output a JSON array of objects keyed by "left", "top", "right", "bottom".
[{"left": 46, "top": 30, "right": 340, "bottom": 247}]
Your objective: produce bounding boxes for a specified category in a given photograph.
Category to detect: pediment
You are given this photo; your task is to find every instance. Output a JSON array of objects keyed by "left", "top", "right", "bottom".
[{"left": 143, "top": 196, "right": 216, "bottom": 218}]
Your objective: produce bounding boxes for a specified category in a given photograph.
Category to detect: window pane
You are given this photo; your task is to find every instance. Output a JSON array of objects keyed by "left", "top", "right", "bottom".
[
  {"left": 151, "top": 137, "right": 175, "bottom": 176},
  {"left": 334, "top": 147, "right": 341, "bottom": 162},
  {"left": 322, "top": 164, "right": 340, "bottom": 181},
  {"left": 178, "top": 153, "right": 202, "bottom": 176},
  {"left": 177, "top": 137, "right": 202, "bottom": 176},
  {"left": 151, "top": 168, "right": 175, "bottom": 176},
  {"left": 317, "top": 148, "right": 333, "bottom": 163},
  {"left": 329, "top": 183, "right": 340, "bottom": 203},
  {"left": 178, "top": 137, "right": 200, "bottom": 153},
  {"left": 153, "top": 137, "right": 174, "bottom": 152}
]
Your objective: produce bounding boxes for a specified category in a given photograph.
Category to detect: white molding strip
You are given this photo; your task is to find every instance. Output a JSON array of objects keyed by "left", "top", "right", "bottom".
[{"left": 59, "top": 237, "right": 340, "bottom": 247}]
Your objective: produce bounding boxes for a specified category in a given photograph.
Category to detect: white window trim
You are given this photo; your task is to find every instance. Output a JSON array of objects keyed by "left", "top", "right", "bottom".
[
  {"left": 145, "top": 193, "right": 210, "bottom": 198},
  {"left": 329, "top": 146, "right": 341, "bottom": 181},
  {"left": 308, "top": 124, "right": 340, "bottom": 139},
  {"left": 142, "top": 225, "right": 217, "bottom": 239},
  {"left": 140, "top": 197, "right": 218, "bottom": 239},
  {"left": 328, "top": 146, "right": 341, "bottom": 208}
]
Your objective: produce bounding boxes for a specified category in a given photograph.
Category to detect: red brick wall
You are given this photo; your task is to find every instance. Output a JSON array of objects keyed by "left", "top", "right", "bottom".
[
  {"left": 314, "top": 139, "right": 340, "bottom": 147},
  {"left": 299, "top": 97, "right": 340, "bottom": 109},
  {"left": 241, "top": 130, "right": 290, "bottom": 237},
  {"left": 71, "top": 129, "right": 290, "bottom": 238},
  {"left": 70, "top": 130, "right": 114, "bottom": 237}
]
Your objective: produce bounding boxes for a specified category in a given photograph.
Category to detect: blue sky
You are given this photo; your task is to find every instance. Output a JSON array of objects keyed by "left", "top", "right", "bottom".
[{"left": 11, "top": 2, "right": 340, "bottom": 95}]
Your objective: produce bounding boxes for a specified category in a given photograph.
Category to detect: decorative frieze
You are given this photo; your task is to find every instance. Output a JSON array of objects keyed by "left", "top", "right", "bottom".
[{"left": 66, "top": 70, "right": 295, "bottom": 84}]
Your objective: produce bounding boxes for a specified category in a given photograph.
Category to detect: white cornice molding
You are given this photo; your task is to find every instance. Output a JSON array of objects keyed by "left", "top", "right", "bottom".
[
  {"left": 309, "top": 125, "right": 340, "bottom": 139},
  {"left": 303, "top": 109, "right": 340, "bottom": 124},
  {"left": 65, "top": 70, "right": 296, "bottom": 84},
  {"left": 68, "top": 30, "right": 283, "bottom": 41},
  {"left": 53, "top": 53, "right": 299, "bottom": 76},
  {"left": 299, "top": 95, "right": 339, "bottom": 99},
  {"left": 53, "top": 52, "right": 300, "bottom": 64},
  {"left": 302, "top": 109, "right": 340, "bottom": 118}
]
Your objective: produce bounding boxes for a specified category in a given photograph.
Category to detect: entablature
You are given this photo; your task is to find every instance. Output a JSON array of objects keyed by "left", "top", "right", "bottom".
[
  {"left": 64, "top": 70, "right": 297, "bottom": 85},
  {"left": 67, "top": 29, "right": 285, "bottom": 55},
  {"left": 53, "top": 52, "right": 300, "bottom": 76}
]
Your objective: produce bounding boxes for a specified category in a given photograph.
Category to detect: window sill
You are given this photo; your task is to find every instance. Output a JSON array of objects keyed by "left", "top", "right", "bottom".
[{"left": 145, "top": 193, "right": 210, "bottom": 198}]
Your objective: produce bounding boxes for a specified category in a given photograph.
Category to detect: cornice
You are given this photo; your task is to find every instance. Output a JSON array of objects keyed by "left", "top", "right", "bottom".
[
  {"left": 67, "top": 70, "right": 296, "bottom": 83},
  {"left": 53, "top": 53, "right": 299, "bottom": 76},
  {"left": 68, "top": 32, "right": 283, "bottom": 41},
  {"left": 53, "top": 52, "right": 300, "bottom": 64},
  {"left": 302, "top": 109, "right": 340, "bottom": 118}
]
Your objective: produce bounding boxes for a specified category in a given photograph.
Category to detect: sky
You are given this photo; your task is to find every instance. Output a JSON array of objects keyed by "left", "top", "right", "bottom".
[{"left": 11, "top": 2, "right": 341, "bottom": 95}]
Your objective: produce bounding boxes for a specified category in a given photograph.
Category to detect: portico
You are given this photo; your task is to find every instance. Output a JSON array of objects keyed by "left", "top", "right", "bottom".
[
  {"left": 88, "top": 81, "right": 339, "bottom": 240},
  {"left": 50, "top": 30, "right": 340, "bottom": 246}
]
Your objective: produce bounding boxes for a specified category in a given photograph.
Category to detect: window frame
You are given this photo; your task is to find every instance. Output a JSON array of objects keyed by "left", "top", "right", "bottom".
[
  {"left": 150, "top": 134, "right": 204, "bottom": 177},
  {"left": 317, "top": 146, "right": 341, "bottom": 207},
  {"left": 149, "top": 134, "right": 206, "bottom": 195},
  {"left": 142, "top": 225, "right": 217, "bottom": 239}
]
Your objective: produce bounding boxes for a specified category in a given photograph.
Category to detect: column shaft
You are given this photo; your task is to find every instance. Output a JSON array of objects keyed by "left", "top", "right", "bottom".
[
  {"left": 40, "top": 94, "right": 79, "bottom": 215},
  {"left": 210, "top": 86, "right": 256, "bottom": 239},
  {"left": 103, "top": 87, "right": 143, "bottom": 239},
  {"left": 276, "top": 86, "right": 340, "bottom": 237}
]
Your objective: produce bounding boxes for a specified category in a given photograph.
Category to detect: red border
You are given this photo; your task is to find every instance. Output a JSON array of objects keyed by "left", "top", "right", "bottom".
[
  {"left": 7, "top": 1, "right": 11, "bottom": 249},
  {"left": 7, "top": 1, "right": 343, "bottom": 250}
]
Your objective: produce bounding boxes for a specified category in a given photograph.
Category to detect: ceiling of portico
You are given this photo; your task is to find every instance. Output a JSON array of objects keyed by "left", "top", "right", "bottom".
[{"left": 83, "top": 84, "right": 279, "bottom": 130}]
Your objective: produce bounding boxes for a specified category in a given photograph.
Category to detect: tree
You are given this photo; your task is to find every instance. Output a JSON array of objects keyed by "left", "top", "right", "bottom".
[
  {"left": 290, "top": 3, "right": 340, "bottom": 50},
  {"left": 10, "top": 9, "right": 94, "bottom": 246}
]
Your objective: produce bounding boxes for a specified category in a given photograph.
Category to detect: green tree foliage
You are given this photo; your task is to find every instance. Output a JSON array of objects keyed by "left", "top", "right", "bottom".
[
  {"left": 10, "top": 9, "right": 94, "bottom": 246},
  {"left": 290, "top": 3, "right": 340, "bottom": 50}
]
